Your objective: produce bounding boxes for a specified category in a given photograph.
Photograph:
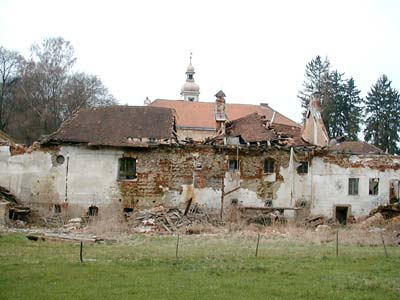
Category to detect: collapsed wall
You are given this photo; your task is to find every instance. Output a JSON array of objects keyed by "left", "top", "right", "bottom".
[{"left": 0, "top": 143, "right": 399, "bottom": 221}]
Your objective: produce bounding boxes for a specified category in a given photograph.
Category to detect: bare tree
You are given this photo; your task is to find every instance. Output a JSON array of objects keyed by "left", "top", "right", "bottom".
[
  {"left": 0, "top": 46, "right": 23, "bottom": 131},
  {"left": 19, "top": 37, "right": 76, "bottom": 134},
  {"left": 4, "top": 36, "right": 118, "bottom": 144},
  {"left": 62, "top": 73, "right": 117, "bottom": 119}
]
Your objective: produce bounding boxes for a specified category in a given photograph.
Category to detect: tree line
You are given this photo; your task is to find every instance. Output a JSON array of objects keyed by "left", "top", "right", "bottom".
[
  {"left": 298, "top": 56, "right": 400, "bottom": 155},
  {"left": 0, "top": 37, "right": 117, "bottom": 145}
]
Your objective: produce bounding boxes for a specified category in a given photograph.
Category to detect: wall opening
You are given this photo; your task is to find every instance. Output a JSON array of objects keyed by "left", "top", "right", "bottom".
[
  {"left": 118, "top": 157, "right": 137, "bottom": 180},
  {"left": 348, "top": 178, "right": 359, "bottom": 195},
  {"left": 56, "top": 155, "right": 65, "bottom": 165},
  {"left": 264, "top": 158, "right": 275, "bottom": 174},
  {"left": 297, "top": 161, "right": 308, "bottom": 174},
  {"left": 123, "top": 207, "right": 134, "bottom": 213},
  {"left": 390, "top": 180, "right": 400, "bottom": 204},
  {"left": 88, "top": 205, "right": 99, "bottom": 217},
  {"left": 369, "top": 178, "right": 379, "bottom": 195},
  {"left": 228, "top": 159, "right": 239, "bottom": 172},
  {"left": 53, "top": 204, "right": 61, "bottom": 214},
  {"left": 335, "top": 206, "right": 349, "bottom": 225}
]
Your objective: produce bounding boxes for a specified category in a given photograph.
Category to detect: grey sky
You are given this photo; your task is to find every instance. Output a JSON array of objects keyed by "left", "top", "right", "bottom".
[{"left": 0, "top": 0, "right": 399, "bottom": 123}]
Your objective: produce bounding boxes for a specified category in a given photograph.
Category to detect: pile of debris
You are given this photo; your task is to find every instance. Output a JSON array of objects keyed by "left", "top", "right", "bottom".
[
  {"left": 246, "top": 210, "right": 285, "bottom": 226},
  {"left": 370, "top": 203, "right": 400, "bottom": 219},
  {"left": 127, "top": 205, "right": 213, "bottom": 233},
  {"left": 0, "top": 186, "right": 31, "bottom": 224},
  {"left": 360, "top": 203, "right": 400, "bottom": 228},
  {"left": 304, "top": 215, "right": 326, "bottom": 228}
]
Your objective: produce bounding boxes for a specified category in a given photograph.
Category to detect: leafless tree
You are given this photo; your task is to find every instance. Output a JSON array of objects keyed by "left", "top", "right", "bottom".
[
  {"left": 4, "top": 37, "right": 118, "bottom": 144},
  {"left": 0, "top": 46, "right": 23, "bottom": 131}
]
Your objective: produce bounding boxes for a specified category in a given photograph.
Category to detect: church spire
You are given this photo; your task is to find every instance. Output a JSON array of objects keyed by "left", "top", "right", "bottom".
[{"left": 180, "top": 53, "right": 200, "bottom": 101}]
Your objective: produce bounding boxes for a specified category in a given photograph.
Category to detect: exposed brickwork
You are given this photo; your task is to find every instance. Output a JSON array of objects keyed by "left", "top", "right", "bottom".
[
  {"left": 119, "top": 146, "right": 226, "bottom": 208},
  {"left": 118, "top": 145, "right": 290, "bottom": 208}
]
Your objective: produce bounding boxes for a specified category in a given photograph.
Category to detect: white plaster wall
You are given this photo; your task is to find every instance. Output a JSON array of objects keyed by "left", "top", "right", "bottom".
[
  {"left": 0, "top": 150, "right": 54, "bottom": 202},
  {"left": 310, "top": 156, "right": 400, "bottom": 218},
  {"left": 56, "top": 146, "right": 123, "bottom": 207},
  {"left": 0, "top": 146, "right": 123, "bottom": 209}
]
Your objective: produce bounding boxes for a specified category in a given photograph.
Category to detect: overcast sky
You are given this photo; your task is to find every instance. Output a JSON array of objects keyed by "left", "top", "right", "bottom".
[{"left": 0, "top": 0, "right": 399, "bottom": 123}]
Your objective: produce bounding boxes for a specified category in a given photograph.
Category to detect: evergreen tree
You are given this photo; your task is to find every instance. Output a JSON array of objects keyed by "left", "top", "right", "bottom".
[
  {"left": 297, "top": 55, "right": 330, "bottom": 121},
  {"left": 299, "top": 56, "right": 362, "bottom": 140},
  {"left": 342, "top": 78, "right": 362, "bottom": 140},
  {"left": 322, "top": 70, "right": 344, "bottom": 138},
  {"left": 364, "top": 75, "right": 400, "bottom": 154}
]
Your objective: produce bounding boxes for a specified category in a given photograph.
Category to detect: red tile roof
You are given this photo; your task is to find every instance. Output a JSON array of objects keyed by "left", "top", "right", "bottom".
[
  {"left": 150, "top": 99, "right": 299, "bottom": 129},
  {"left": 226, "top": 113, "right": 305, "bottom": 146},
  {"left": 329, "top": 141, "right": 383, "bottom": 154}
]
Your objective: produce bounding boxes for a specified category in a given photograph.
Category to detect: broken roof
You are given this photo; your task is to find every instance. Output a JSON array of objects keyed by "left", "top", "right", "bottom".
[
  {"left": 150, "top": 99, "right": 299, "bottom": 129},
  {"left": 0, "top": 130, "right": 15, "bottom": 145},
  {"left": 43, "top": 106, "right": 176, "bottom": 147},
  {"left": 226, "top": 112, "right": 305, "bottom": 146},
  {"left": 329, "top": 141, "right": 383, "bottom": 154}
]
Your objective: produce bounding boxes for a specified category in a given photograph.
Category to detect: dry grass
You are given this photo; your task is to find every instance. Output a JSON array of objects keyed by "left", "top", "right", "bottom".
[
  {"left": 79, "top": 205, "right": 400, "bottom": 247},
  {"left": 85, "top": 203, "right": 128, "bottom": 237}
]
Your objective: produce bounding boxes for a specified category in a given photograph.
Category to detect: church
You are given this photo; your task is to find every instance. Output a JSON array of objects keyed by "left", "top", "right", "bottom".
[{"left": 149, "top": 58, "right": 300, "bottom": 141}]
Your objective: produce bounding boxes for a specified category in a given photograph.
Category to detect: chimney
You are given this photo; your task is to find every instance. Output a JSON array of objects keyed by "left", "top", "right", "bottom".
[{"left": 214, "top": 90, "right": 226, "bottom": 130}]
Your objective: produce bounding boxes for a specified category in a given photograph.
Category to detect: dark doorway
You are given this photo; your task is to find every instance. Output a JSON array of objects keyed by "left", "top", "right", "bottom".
[
  {"left": 88, "top": 205, "right": 99, "bottom": 217},
  {"left": 335, "top": 206, "right": 348, "bottom": 225}
]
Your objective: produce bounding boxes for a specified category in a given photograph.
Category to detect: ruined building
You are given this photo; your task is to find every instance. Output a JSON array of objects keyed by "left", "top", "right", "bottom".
[{"left": 0, "top": 62, "right": 399, "bottom": 224}]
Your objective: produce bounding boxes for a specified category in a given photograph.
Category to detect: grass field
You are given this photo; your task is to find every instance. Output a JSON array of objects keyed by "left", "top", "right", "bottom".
[{"left": 0, "top": 233, "right": 399, "bottom": 300}]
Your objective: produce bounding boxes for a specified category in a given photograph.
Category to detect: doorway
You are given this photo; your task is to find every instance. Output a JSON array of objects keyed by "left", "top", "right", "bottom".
[{"left": 335, "top": 206, "right": 349, "bottom": 225}]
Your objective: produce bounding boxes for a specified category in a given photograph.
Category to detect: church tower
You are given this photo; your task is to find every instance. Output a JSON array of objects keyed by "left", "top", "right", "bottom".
[{"left": 180, "top": 54, "right": 200, "bottom": 101}]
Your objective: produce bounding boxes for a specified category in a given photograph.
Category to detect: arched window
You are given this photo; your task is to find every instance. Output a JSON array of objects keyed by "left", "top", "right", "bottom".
[{"left": 264, "top": 158, "right": 275, "bottom": 174}]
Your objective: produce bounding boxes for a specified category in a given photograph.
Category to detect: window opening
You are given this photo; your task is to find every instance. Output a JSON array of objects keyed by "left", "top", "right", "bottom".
[
  {"left": 369, "top": 178, "right": 379, "bottom": 195},
  {"left": 264, "top": 158, "right": 275, "bottom": 174},
  {"left": 118, "top": 158, "right": 137, "bottom": 180},
  {"left": 228, "top": 159, "right": 239, "bottom": 172},
  {"left": 297, "top": 161, "right": 308, "bottom": 174},
  {"left": 348, "top": 178, "right": 359, "bottom": 195}
]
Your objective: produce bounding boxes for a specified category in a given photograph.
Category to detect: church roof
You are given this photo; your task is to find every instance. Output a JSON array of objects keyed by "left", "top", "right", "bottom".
[{"left": 150, "top": 99, "right": 300, "bottom": 129}]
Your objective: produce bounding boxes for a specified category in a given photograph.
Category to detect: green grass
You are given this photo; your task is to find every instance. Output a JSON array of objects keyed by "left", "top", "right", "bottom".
[{"left": 0, "top": 233, "right": 399, "bottom": 299}]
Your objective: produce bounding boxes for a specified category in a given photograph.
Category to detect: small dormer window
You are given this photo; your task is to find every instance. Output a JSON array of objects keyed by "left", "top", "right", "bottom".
[
  {"left": 188, "top": 74, "right": 193, "bottom": 80},
  {"left": 188, "top": 97, "right": 195, "bottom": 102}
]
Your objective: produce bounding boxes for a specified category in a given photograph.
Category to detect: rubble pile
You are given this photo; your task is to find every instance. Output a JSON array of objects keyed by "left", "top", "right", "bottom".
[
  {"left": 0, "top": 186, "right": 18, "bottom": 205},
  {"left": 370, "top": 203, "right": 400, "bottom": 219},
  {"left": 304, "top": 215, "right": 326, "bottom": 228},
  {"left": 0, "top": 186, "right": 31, "bottom": 222},
  {"left": 246, "top": 210, "right": 285, "bottom": 226},
  {"left": 127, "top": 205, "right": 213, "bottom": 233}
]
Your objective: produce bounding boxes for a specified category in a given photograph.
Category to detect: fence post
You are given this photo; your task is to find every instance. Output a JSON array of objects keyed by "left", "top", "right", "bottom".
[
  {"left": 336, "top": 230, "right": 339, "bottom": 257},
  {"left": 175, "top": 235, "right": 180, "bottom": 259},
  {"left": 255, "top": 233, "right": 261, "bottom": 258},
  {"left": 80, "top": 240, "right": 83, "bottom": 263},
  {"left": 380, "top": 231, "right": 388, "bottom": 258}
]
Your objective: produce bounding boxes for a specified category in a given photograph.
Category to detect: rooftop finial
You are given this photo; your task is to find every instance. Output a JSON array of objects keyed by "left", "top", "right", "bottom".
[{"left": 190, "top": 52, "right": 192, "bottom": 65}]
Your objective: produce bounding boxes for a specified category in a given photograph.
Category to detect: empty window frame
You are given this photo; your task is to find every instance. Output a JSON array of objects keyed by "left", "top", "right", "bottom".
[
  {"left": 297, "top": 161, "right": 308, "bottom": 174},
  {"left": 369, "top": 178, "right": 379, "bottom": 195},
  {"left": 228, "top": 159, "right": 239, "bottom": 172},
  {"left": 348, "top": 178, "right": 359, "bottom": 195},
  {"left": 264, "top": 158, "right": 275, "bottom": 174},
  {"left": 118, "top": 158, "right": 137, "bottom": 180}
]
